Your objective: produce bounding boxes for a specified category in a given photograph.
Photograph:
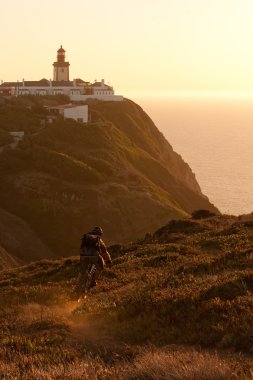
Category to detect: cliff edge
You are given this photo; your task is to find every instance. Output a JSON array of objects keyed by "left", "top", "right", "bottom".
[{"left": 0, "top": 96, "right": 218, "bottom": 262}]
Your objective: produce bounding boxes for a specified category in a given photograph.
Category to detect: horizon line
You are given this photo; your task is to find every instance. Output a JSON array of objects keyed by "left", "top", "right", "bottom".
[{"left": 122, "top": 90, "right": 253, "bottom": 99}]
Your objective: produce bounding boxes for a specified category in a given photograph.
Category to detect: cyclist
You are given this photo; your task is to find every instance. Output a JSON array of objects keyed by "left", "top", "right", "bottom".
[{"left": 76, "top": 226, "right": 112, "bottom": 294}]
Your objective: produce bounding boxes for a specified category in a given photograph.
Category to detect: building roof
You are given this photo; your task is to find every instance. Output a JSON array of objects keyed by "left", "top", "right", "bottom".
[
  {"left": 75, "top": 78, "right": 90, "bottom": 85},
  {"left": 23, "top": 79, "right": 50, "bottom": 87},
  {"left": 0, "top": 82, "right": 19, "bottom": 87},
  {"left": 57, "top": 45, "right": 65, "bottom": 53},
  {"left": 0, "top": 79, "right": 75, "bottom": 88},
  {"left": 91, "top": 81, "right": 112, "bottom": 89},
  {"left": 52, "top": 81, "right": 73, "bottom": 87}
]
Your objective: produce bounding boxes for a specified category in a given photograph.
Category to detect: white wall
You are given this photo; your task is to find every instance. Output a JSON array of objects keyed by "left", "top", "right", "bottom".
[
  {"left": 63, "top": 105, "right": 88, "bottom": 123},
  {"left": 70, "top": 94, "right": 124, "bottom": 102},
  {"left": 12, "top": 85, "right": 123, "bottom": 101},
  {"left": 16, "top": 86, "right": 80, "bottom": 96},
  {"left": 19, "top": 90, "right": 29, "bottom": 95},
  {"left": 36, "top": 89, "right": 47, "bottom": 96},
  {"left": 93, "top": 89, "right": 114, "bottom": 96}
]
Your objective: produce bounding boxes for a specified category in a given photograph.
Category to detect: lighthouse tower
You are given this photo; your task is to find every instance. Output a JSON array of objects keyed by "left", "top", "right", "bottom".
[{"left": 53, "top": 46, "right": 70, "bottom": 81}]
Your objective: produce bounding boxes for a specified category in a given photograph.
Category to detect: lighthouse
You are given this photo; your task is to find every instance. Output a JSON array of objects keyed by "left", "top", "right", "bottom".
[{"left": 53, "top": 46, "right": 70, "bottom": 81}]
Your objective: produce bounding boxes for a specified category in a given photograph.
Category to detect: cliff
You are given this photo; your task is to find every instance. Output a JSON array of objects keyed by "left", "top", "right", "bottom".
[{"left": 0, "top": 96, "right": 218, "bottom": 263}]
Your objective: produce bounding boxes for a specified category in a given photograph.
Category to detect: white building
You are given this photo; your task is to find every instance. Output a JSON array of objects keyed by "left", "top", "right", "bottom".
[
  {"left": 91, "top": 79, "right": 114, "bottom": 96},
  {"left": 0, "top": 47, "right": 123, "bottom": 102},
  {"left": 48, "top": 104, "right": 88, "bottom": 123}
]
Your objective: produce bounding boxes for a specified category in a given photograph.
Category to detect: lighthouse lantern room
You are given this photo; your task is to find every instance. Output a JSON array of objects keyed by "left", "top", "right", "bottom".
[{"left": 53, "top": 46, "right": 70, "bottom": 81}]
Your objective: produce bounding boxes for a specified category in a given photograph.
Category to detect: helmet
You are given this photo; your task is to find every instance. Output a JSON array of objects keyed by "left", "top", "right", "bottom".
[{"left": 91, "top": 226, "right": 103, "bottom": 236}]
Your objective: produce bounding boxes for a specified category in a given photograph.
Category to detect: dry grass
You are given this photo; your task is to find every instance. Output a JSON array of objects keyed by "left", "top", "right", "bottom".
[
  {"left": 0, "top": 214, "right": 253, "bottom": 378},
  {"left": 119, "top": 348, "right": 244, "bottom": 380},
  {"left": 0, "top": 353, "right": 113, "bottom": 380},
  {"left": 0, "top": 347, "right": 246, "bottom": 380}
]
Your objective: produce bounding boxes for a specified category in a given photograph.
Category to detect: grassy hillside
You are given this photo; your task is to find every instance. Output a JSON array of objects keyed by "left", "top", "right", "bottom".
[
  {"left": 0, "top": 207, "right": 54, "bottom": 266},
  {"left": 0, "top": 245, "right": 18, "bottom": 270},
  {"left": 0, "top": 128, "right": 12, "bottom": 147},
  {"left": 0, "top": 213, "right": 252, "bottom": 378},
  {"left": 0, "top": 95, "right": 217, "bottom": 265}
]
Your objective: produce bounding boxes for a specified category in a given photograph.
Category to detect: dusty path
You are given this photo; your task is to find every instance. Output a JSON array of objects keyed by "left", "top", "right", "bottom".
[{"left": 0, "top": 299, "right": 252, "bottom": 379}]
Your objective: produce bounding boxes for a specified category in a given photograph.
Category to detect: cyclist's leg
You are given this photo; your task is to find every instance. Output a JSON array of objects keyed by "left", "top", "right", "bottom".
[
  {"left": 94, "top": 255, "right": 105, "bottom": 281},
  {"left": 76, "top": 256, "right": 90, "bottom": 293}
]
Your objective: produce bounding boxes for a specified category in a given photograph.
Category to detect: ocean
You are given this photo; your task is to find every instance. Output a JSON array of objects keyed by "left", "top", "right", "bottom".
[{"left": 134, "top": 96, "right": 253, "bottom": 215}]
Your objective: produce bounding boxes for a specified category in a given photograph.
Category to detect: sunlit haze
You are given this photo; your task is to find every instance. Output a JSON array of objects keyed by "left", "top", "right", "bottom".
[{"left": 2, "top": 0, "right": 253, "bottom": 96}]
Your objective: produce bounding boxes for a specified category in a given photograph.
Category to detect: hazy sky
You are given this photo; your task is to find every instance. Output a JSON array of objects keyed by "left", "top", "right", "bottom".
[{"left": 2, "top": 0, "right": 253, "bottom": 96}]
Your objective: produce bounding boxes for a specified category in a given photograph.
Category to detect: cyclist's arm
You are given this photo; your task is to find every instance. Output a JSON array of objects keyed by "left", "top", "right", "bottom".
[{"left": 100, "top": 239, "right": 112, "bottom": 263}]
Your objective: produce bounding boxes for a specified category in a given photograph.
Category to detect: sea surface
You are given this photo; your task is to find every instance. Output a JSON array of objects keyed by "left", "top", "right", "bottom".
[{"left": 134, "top": 96, "right": 253, "bottom": 215}]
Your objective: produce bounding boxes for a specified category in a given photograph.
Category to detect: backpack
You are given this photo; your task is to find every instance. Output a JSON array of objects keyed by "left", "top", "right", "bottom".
[{"left": 80, "top": 234, "right": 100, "bottom": 256}]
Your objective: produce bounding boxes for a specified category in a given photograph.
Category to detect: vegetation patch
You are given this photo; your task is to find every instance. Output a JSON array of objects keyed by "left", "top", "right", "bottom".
[{"left": 0, "top": 214, "right": 253, "bottom": 377}]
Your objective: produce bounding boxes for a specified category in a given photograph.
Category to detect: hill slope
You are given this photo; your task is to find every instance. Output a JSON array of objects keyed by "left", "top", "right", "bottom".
[
  {"left": 0, "top": 213, "right": 252, "bottom": 378},
  {"left": 0, "top": 207, "right": 54, "bottom": 267},
  {"left": 0, "top": 96, "right": 217, "bottom": 264},
  {"left": 0, "top": 245, "right": 18, "bottom": 270}
]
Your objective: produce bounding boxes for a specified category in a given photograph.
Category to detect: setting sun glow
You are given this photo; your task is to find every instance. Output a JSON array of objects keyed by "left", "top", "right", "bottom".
[{"left": 2, "top": 0, "right": 253, "bottom": 96}]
